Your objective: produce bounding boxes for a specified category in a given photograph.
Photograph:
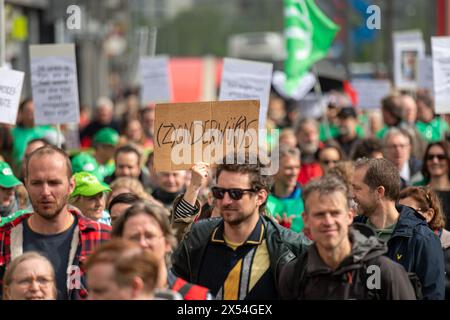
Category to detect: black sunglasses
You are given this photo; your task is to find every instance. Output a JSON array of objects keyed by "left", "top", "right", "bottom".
[
  {"left": 426, "top": 154, "right": 446, "bottom": 161},
  {"left": 211, "top": 187, "right": 256, "bottom": 200}
]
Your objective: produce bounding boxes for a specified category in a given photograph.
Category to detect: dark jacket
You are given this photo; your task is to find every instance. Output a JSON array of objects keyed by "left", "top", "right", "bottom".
[
  {"left": 278, "top": 224, "right": 416, "bottom": 300},
  {"left": 354, "top": 204, "right": 445, "bottom": 300},
  {"left": 171, "top": 215, "right": 311, "bottom": 298},
  {"left": 439, "top": 229, "right": 450, "bottom": 299},
  {"left": 400, "top": 157, "right": 423, "bottom": 189}
]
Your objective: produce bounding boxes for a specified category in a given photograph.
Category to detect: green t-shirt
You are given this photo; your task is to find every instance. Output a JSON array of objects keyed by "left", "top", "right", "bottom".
[
  {"left": 416, "top": 118, "right": 449, "bottom": 143},
  {"left": 367, "top": 220, "right": 397, "bottom": 243},
  {"left": 266, "top": 193, "right": 304, "bottom": 233},
  {"left": 98, "top": 161, "right": 115, "bottom": 179}
]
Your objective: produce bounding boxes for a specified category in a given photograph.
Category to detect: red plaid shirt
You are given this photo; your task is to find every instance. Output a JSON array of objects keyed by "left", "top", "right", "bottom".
[{"left": 0, "top": 208, "right": 111, "bottom": 300}]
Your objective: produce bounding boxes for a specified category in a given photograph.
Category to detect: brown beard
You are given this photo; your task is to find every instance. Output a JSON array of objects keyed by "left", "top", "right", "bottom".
[{"left": 31, "top": 194, "right": 69, "bottom": 220}]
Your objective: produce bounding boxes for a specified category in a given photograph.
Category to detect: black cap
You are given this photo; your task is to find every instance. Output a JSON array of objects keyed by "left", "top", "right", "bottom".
[{"left": 337, "top": 107, "right": 357, "bottom": 119}]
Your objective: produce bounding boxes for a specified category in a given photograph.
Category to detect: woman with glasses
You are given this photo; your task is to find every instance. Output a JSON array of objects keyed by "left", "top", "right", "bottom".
[
  {"left": 399, "top": 187, "right": 450, "bottom": 299},
  {"left": 112, "top": 201, "right": 212, "bottom": 300},
  {"left": 416, "top": 141, "right": 450, "bottom": 227},
  {"left": 3, "top": 252, "right": 56, "bottom": 300}
]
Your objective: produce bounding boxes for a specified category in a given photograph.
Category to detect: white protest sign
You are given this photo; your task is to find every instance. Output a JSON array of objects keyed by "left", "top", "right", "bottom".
[
  {"left": 431, "top": 37, "right": 450, "bottom": 114},
  {"left": 418, "top": 56, "right": 434, "bottom": 93},
  {"left": 219, "top": 58, "right": 273, "bottom": 130},
  {"left": 30, "top": 44, "right": 80, "bottom": 125},
  {"left": 393, "top": 30, "right": 425, "bottom": 90},
  {"left": 350, "top": 79, "right": 391, "bottom": 109},
  {"left": 139, "top": 55, "right": 172, "bottom": 105},
  {"left": 0, "top": 68, "right": 24, "bottom": 125}
]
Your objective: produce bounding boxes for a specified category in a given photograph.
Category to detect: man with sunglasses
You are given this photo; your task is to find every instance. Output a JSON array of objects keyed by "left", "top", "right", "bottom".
[{"left": 171, "top": 155, "right": 310, "bottom": 300}]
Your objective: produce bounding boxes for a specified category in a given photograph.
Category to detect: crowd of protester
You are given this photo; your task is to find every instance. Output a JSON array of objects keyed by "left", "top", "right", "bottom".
[{"left": 0, "top": 86, "right": 449, "bottom": 300}]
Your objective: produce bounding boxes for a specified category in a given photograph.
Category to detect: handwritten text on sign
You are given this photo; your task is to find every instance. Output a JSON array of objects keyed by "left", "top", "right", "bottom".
[
  {"left": 0, "top": 68, "right": 25, "bottom": 125},
  {"left": 30, "top": 44, "right": 80, "bottom": 125},
  {"left": 154, "top": 100, "right": 259, "bottom": 171}
]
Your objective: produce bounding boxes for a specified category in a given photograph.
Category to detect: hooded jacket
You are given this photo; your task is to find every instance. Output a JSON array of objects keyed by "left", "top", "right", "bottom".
[
  {"left": 354, "top": 204, "right": 445, "bottom": 300},
  {"left": 278, "top": 224, "right": 416, "bottom": 300}
]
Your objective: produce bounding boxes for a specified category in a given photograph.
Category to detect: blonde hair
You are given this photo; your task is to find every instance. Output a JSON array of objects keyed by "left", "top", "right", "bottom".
[
  {"left": 109, "top": 177, "right": 151, "bottom": 203},
  {"left": 3, "top": 252, "right": 57, "bottom": 300}
]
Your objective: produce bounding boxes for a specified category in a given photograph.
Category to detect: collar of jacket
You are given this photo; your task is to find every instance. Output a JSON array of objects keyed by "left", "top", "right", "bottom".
[
  {"left": 178, "top": 215, "right": 310, "bottom": 284},
  {"left": 391, "top": 204, "right": 428, "bottom": 239},
  {"left": 306, "top": 225, "right": 387, "bottom": 276},
  {"left": 210, "top": 218, "right": 264, "bottom": 245},
  {"left": 353, "top": 204, "right": 428, "bottom": 239}
]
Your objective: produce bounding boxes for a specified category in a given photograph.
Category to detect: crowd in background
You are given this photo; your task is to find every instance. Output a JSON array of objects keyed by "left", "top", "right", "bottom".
[{"left": 0, "top": 83, "right": 449, "bottom": 300}]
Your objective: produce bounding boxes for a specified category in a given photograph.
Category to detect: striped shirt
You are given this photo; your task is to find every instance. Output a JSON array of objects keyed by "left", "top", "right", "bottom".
[{"left": 196, "top": 217, "right": 278, "bottom": 300}]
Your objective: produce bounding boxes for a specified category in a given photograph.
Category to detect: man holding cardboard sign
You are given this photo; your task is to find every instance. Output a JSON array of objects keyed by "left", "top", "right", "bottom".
[{"left": 153, "top": 100, "right": 260, "bottom": 172}]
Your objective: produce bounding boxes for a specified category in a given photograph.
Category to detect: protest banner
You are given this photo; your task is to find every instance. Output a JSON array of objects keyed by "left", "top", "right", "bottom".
[
  {"left": 431, "top": 36, "right": 450, "bottom": 114},
  {"left": 418, "top": 56, "right": 433, "bottom": 93},
  {"left": 350, "top": 79, "right": 391, "bottom": 109},
  {"left": 393, "top": 30, "right": 425, "bottom": 90},
  {"left": 139, "top": 55, "right": 172, "bottom": 106},
  {"left": 154, "top": 100, "right": 259, "bottom": 171},
  {"left": 219, "top": 58, "right": 272, "bottom": 130},
  {"left": 0, "top": 68, "right": 24, "bottom": 124},
  {"left": 29, "top": 43, "right": 80, "bottom": 125}
]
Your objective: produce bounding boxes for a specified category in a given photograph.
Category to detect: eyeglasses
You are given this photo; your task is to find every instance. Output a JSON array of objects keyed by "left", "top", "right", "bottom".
[
  {"left": 426, "top": 154, "right": 446, "bottom": 161},
  {"left": 211, "top": 187, "right": 256, "bottom": 200}
]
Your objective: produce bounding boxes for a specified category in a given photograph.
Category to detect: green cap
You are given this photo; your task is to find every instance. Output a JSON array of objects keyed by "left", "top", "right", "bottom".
[
  {"left": 93, "top": 128, "right": 119, "bottom": 146},
  {"left": 71, "top": 153, "right": 103, "bottom": 181},
  {"left": 71, "top": 172, "right": 111, "bottom": 198},
  {"left": 0, "top": 162, "right": 22, "bottom": 188}
]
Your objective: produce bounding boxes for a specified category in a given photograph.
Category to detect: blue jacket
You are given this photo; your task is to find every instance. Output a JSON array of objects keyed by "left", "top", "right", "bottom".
[{"left": 354, "top": 204, "right": 445, "bottom": 300}]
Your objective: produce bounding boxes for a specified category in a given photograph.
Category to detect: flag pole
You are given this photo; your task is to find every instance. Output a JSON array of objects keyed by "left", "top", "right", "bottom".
[
  {"left": 312, "top": 65, "right": 332, "bottom": 141},
  {"left": 56, "top": 124, "right": 62, "bottom": 149},
  {"left": 0, "top": 0, "right": 5, "bottom": 67}
]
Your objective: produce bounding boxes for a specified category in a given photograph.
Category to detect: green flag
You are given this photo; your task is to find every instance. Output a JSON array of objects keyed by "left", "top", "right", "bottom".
[{"left": 284, "top": 0, "right": 340, "bottom": 93}]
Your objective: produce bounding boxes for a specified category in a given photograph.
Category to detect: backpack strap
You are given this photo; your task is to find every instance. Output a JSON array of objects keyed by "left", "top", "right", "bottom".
[{"left": 292, "top": 251, "right": 309, "bottom": 299}]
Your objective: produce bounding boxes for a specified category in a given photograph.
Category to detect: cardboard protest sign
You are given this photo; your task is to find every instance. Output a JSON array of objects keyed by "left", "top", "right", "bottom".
[
  {"left": 350, "top": 79, "right": 391, "bottom": 109},
  {"left": 219, "top": 58, "right": 272, "bottom": 130},
  {"left": 29, "top": 44, "right": 80, "bottom": 125},
  {"left": 0, "top": 68, "right": 25, "bottom": 125},
  {"left": 139, "top": 55, "right": 172, "bottom": 106},
  {"left": 418, "top": 56, "right": 433, "bottom": 93},
  {"left": 432, "top": 37, "right": 450, "bottom": 114},
  {"left": 393, "top": 30, "right": 425, "bottom": 90},
  {"left": 154, "top": 100, "right": 259, "bottom": 171}
]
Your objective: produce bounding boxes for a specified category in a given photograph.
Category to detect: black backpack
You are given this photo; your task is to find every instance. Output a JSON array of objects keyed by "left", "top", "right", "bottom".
[
  {"left": 291, "top": 254, "right": 423, "bottom": 300},
  {"left": 359, "top": 261, "right": 423, "bottom": 300}
]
